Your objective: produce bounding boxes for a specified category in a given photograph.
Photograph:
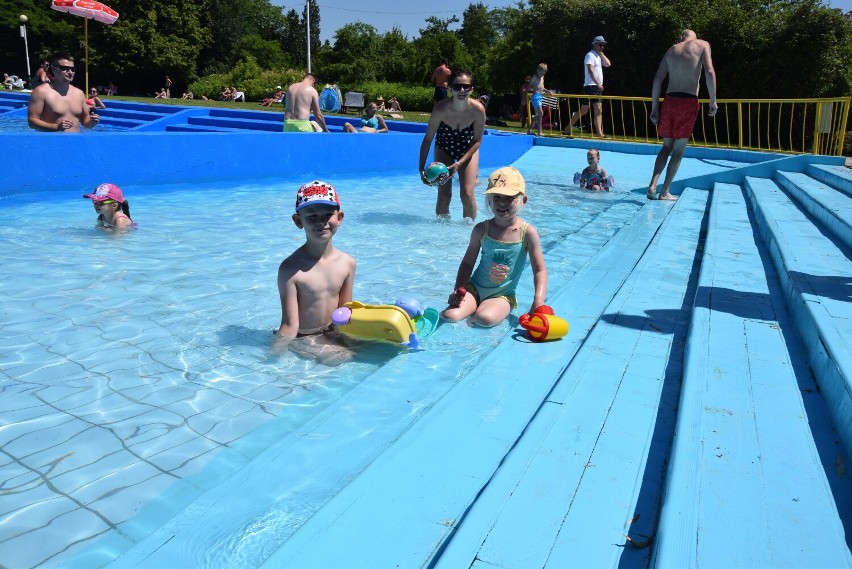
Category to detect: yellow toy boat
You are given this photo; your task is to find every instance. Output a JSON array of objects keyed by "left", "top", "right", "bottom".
[{"left": 331, "top": 300, "right": 440, "bottom": 349}]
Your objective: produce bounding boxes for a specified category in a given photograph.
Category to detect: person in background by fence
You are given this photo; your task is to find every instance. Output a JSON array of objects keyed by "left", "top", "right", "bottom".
[
  {"left": 647, "top": 29, "right": 717, "bottom": 201},
  {"left": 527, "top": 64, "right": 551, "bottom": 136},
  {"left": 564, "top": 36, "right": 611, "bottom": 138}
]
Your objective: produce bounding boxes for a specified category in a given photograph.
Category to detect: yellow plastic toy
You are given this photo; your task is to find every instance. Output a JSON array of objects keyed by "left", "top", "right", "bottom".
[
  {"left": 518, "top": 305, "right": 569, "bottom": 342},
  {"left": 331, "top": 299, "right": 439, "bottom": 348}
]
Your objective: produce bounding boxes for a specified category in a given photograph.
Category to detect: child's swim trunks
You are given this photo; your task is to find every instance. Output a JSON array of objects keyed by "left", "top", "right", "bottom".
[{"left": 658, "top": 92, "right": 699, "bottom": 139}]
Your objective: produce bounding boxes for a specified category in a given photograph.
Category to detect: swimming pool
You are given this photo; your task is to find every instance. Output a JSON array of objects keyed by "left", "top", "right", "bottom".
[
  {"left": 0, "top": 145, "right": 750, "bottom": 568},
  {"left": 3, "top": 126, "right": 851, "bottom": 569}
]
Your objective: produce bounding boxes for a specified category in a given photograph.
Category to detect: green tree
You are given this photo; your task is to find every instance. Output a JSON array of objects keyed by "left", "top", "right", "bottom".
[{"left": 460, "top": 3, "right": 496, "bottom": 93}]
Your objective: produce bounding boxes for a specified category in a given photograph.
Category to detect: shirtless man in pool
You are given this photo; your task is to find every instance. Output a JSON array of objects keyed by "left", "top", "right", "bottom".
[
  {"left": 27, "top": 52, "right": 99, "bottom": 132},
  {"left": 284, "top": 73, "right": 329, "bottom": 133},
  {"left": 647, "top": 30, "right": 716, "bottom": 200}
]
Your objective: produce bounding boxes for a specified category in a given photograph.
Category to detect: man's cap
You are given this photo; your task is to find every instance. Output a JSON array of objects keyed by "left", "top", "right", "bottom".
[
  {"left": 276, "top": 85, "right": 282, "bottom": 89},
  {"left": 592, "top": 35, "right": 607, "bottom": 45},
  {"left": 485, "top": 166, "right": 526, "bottom": 196},
  {"left": 295, "top": 180, "right": 341, "bottom": 212},
  {"left": 376, "top": 96, "right": 384, "bottom": 101},
  {"left": 83, "top": 182, "right": 124, "bottom": 202}
]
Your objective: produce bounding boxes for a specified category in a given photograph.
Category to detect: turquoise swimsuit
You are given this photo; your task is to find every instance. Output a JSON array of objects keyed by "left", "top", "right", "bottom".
[
  {"left": 360, "top": 116, "right": 379, "bottom": 128},
  {"left": 467, "top": 221, "right": 528, "bottom": 309}
]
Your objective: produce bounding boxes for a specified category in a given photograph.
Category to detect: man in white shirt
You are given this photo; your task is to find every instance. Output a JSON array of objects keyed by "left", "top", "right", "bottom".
[{"left": 563, "top": 36, "right": 611, "bottom": 138}]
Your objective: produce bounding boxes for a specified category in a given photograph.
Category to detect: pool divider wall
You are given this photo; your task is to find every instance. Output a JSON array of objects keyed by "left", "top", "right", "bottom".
[{"left": 0, "top": 129, "right": 533, "bottom": 198}]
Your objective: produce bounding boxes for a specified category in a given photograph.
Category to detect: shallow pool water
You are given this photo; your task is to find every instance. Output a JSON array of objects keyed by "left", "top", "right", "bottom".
[
  {"left": 0, "top": 114, "right": 127, "bottom": 132},
  {"left": 0, "top": 146, "right": 745, "bottom": 568}
]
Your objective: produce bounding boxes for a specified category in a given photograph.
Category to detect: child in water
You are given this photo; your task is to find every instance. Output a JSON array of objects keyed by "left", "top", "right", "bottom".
[
  {"left": 441, "top": 166, "right": 547, "bottom": 327},
  {"left": 274, "top": 180, "right": 356, "bottom": 365},
  {"left": 83, "top": 183, "right": 136, "bottom": 228},
  {"left": 575, "top": 148, "right": 613, "bottom": 191}
]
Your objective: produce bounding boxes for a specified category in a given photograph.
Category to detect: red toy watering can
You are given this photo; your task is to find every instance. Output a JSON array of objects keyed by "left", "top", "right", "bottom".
[{"left": 519, "top": 305, "right": 569, "bottom": 342}]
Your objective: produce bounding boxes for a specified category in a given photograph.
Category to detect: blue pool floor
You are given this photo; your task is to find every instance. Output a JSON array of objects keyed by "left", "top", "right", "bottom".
[{"left": 2, "top": 133, "right": 852, "bottom": 568}]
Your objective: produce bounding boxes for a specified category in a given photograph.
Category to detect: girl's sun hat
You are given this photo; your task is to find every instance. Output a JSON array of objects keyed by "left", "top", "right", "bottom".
[{"left": 83, "top": 183, "right": 124, "bottom": 202}]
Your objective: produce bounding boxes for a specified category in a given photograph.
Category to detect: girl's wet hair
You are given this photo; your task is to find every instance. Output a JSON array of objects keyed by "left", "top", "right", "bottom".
[{"left": 587, "top": 148, "right": 601, "bottom": 159}]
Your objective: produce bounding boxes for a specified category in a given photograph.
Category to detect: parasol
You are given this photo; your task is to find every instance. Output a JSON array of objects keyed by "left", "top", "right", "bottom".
[{"left": 50, "top": 0, "right": 119, "bottom": 92}]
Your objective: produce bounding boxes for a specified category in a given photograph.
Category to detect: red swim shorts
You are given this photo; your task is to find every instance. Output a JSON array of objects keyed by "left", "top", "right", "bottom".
[{"left": 658, "top": 95, "right": 700, "bottom": 139}]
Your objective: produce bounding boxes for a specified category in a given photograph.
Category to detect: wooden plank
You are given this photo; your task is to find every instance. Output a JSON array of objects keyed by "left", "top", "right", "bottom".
[{"left": 653, "top": 183, "right": 852, "bottom": 568}]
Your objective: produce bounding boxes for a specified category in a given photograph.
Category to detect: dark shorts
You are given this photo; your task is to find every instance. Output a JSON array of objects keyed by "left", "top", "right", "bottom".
[
  {"left": 658, "top": 93, "right": 700, "bottom": 140},
  {"left": 583, "top": 85, "right": 603, "bottom": 100},
  {"left": 434, "top": 87, "right": 448, "bottom": 101}
]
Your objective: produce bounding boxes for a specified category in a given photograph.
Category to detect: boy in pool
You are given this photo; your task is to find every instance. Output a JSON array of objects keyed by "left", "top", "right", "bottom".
[
  {"left": 441, "top": 166, "right": 547, "bottom": 327},
  {"left": 275, "top": 180, "right": 356, "bottom": 348}
]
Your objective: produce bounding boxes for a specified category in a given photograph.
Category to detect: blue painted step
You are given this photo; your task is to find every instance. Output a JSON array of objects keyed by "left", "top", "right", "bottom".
[
  {"left": 653, "top": 183, "right": 852, "bottom": 568},
  {"left": 745, "top": 175, "right": 852, "bottom": 461},
  {"left": 259, "top": 195, "right": 694, "bottom": 569},
  {"left": 808, "top": 163, "right": 852, "bottom": 199},
  {"left": 438, "top": 189, "right": 707, "bottom": 569},
  {"left": 776, "top": 170, "right": 852, "bottom": 252},
  {"left": 187, "top": 115, "right": 283, "bottom": 132}
]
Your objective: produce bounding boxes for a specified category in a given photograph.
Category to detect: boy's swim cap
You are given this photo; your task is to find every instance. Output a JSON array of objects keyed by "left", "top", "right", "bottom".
[
  {"left": 485, "top": 166, "right": 526, "bottom": 196},
  {"left": 295, "top": 180, "right": 341, "bottom": 212},
  {"left": 83, "top": 182, "right": 124, "bottom": 202}
]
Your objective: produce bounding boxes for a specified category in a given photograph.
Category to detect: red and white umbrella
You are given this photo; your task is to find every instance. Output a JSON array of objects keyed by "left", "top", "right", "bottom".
[
  {"left": 50, "top": 0, "right": 119, "bottom": 92},
  {"left": 51, "top": 0, "right": 119, "bottom": 24}
]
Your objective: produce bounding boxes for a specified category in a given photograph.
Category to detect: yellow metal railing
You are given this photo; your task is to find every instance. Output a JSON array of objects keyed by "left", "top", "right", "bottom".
[{"left": 525, "top": 94, "right": 850, "bottom": 156}]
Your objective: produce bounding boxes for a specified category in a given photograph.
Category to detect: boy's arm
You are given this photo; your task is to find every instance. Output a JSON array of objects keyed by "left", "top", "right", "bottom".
[
  {"left": 525, "top": 225, "right": 548, "bottom": 313},
  {"left": 276, "top": 261, "right": 300, "bottom": 337},
  {"left": 338, "top": 254, "right": 356, "bottom": 307}
]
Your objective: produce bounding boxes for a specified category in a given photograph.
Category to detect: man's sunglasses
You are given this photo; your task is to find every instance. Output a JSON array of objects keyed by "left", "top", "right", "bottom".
[
  {"left": 452, "top": 83, "right": 473, "bottom": 92},
  {"left": 52, "top": 64, "right": 75, "bottom": 72}
]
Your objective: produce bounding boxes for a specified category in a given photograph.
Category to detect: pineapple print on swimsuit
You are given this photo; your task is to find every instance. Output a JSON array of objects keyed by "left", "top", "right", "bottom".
[{"left": 468, "top": 220, "right": 529, "bottom": 309}]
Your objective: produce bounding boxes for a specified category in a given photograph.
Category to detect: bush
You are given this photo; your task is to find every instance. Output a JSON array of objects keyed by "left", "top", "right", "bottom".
[{"left": 188, "top": 57, "right": 303, "bottom": 101}]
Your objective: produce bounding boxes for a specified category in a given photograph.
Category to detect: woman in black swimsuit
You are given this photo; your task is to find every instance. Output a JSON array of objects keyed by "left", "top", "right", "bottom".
[{"left": 419, "top": 69, "right": 486, "bottom": 221}]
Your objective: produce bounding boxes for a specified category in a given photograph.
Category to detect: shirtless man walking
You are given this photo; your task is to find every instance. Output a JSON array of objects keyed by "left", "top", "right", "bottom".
[
  {"left": 284, "top": 73, "right": 329, "bottom": 133},
  {"left": 431, "top": 58, "right": 452, "bottom": 108},
  {"left": 647, "top": 29, "right": 717, "bottom": 200},
  {"left": 27, "top": 53, "right": 99, "bottom": 133}
]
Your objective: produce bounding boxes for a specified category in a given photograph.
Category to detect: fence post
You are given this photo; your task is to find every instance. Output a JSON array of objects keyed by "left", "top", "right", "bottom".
[{"left": 737, "top": 101, "right": 744, "bottom": 149}]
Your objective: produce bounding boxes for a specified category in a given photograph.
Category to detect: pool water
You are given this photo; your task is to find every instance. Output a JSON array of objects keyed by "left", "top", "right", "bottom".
[
  {"left": 0, "top": 147, "right": 745, "bottom": 568},
  {"left": 0, "top": 114, "right": 127, "bottom": 132}
]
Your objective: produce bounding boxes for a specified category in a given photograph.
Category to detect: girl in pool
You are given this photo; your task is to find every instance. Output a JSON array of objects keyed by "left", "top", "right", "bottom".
[
  {"left": 576, "top": 148, "right": 612, "bottom": 191},
  {"left": 419, "top": 68, "right": 486, "bottom": 221},
  {"left": 83, "top": 183, "right": 136, "bottom": 229},
  {"left": 441, "top": 166, "right": 547, "bottom": 327}
]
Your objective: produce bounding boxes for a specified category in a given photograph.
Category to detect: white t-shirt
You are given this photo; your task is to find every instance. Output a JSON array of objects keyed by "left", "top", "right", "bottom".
[{"left": 583, "top": 50, "right": 603, "bottom": 87}]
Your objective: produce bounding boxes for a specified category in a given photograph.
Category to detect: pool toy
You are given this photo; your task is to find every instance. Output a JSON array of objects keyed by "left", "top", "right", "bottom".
[
  {"left": 331, "top": 299, "right": 440, "bottom": 349},
  {"left": 573, "top": 172, "right": 615, "bottom": 189},
  {"left": 518, "top": 305, "right": 569, "bottom": 342},
  {"left": 424, "top": 162, "right": 451, "bottom": 186}
]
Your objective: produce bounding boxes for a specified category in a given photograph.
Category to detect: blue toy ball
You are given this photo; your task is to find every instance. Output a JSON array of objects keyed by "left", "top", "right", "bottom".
[{"left": 424, "top": 162, "right": 451, "bottom": 186}]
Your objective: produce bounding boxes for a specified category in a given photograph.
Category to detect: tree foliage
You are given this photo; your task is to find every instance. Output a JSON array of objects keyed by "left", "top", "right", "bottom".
[{"left": 0, "top": 0, "right": 849, "bottom": 108}]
